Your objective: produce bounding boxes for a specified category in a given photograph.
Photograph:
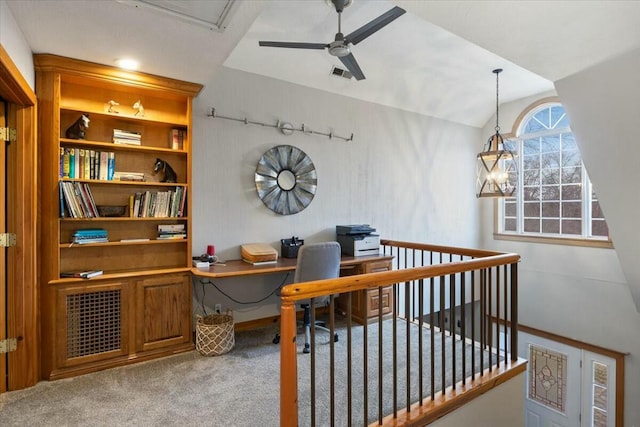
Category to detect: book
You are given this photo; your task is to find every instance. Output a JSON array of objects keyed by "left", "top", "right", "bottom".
[
  {"left": 120, "top": 238, "right": 150, "bottom": 243},
  {"left": 99, "top": 151, "right": 108, "bottom": 180},
  {"left": 61, "top": 270, "right": 103, "bottom": 279},
  {"left": 107, "top": 152, "right": 115, "bottom": 181},
  {"left": 242, "top": 258, "right": 278, "bottom": 266}
]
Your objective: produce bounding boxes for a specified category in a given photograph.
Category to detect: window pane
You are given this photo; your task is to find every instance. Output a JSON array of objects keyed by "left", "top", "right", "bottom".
[
  {"left": 523, "top": 169, "right": 541, "bottom": 186},
  {"left": 541, "top": 186, "right": 559, "bottom": 200},
  {"left": 523, "top": 139, "right": 540, "bottom": 155},
  {"left": 542, "top": 219, "right": 559, "bottom": 233},
  {"left": 525, "top": 116, "right": 546, "bottom": 133},
  {"left": 561, "top": 132, "right": 577, "bottom": 150},
  {"left": 592, "top": 200, "right": 604, "bottom": 218},
  {"left": 562, "top": 150, "right": 581, "bottom": 167},
  {"left": 504, "top": 218, "right": 516, "bottom": 232},
  {"left": 524, "top": 202, "right": 540, "bottom": 217},
  {"left": 562, "top": 184, "right": 581, "bottom": 200},
  {"left": 542, "top": 151, "right": 560, "bottom": 168},
  {"left": 593, "top": 408, "right": 607, "bottom": 427},
  {"left": 504, "top": 140, "right": 517, "bottom": 151},
  {"left": 542, "top": 202, "right": 559, "bottom": 217},
  {"left": 524, "top": 155, "right": 540, "bottom": 170},
  {"left": 551, "top": 107, "right": 569, "bottom": 129},
  {"left": 562, "top": 202, "right": 581, "bottom": 218},
  {"left": 505, "top": 202, "right": 517, "bottom": 217},
  {"left": 562, "top": 219, "right": 581, "bottom": 235},
  {"left": 541, "top": 168, "right": 559, "bottom": 185},
  {"left": 594, "top": 362, "right": 608, "bottom": 386},
  {"left": 541, "top": 135, "right": 560, "bottom": 153},
  {"left": 524, "top": 187, "right": 540, "bottom": 201},
  {"left": 592, "top": 220, "right": 609, "bottom": 237},
  {"left": 562, "top": 167, "right": 581, "bottom": 184},
  {"left": 593, "top": 384, "right": 607, "bottom": 410},
  {"left": 524, "top": 219, "right": 540, "bottom": 232}
]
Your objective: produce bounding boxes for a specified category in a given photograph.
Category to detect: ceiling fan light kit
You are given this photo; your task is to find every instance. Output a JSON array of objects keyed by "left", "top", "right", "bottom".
[{"left": 259, "top": 0, "right": 406, "bottom": 81}]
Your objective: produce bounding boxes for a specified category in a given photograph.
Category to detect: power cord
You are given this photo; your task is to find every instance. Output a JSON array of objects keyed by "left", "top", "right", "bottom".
[{"left": 198, "top": 271, "right": 291, "bottom": 306}]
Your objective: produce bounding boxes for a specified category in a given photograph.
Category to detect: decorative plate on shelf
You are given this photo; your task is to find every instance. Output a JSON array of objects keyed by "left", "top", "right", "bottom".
[{"left": 254, "top": 145, "right": 317, "bottom": 215}]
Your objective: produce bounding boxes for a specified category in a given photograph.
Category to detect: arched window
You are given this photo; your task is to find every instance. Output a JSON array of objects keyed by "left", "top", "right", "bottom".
[{"left": 500, "top": 102, "right": 609, "bottom": 242}]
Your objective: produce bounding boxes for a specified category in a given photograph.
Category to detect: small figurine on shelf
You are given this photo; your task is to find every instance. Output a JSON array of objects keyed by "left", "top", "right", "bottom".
[
  {"left": 153, "top": 158, "right": 177, "bottom": 183},
  {"left": 65, "top": 113, "right": 90, "bottom": 139},
  {"left": 133, "top": 100, "right": 144, "bottom": 117},
  {"left": 107, "top": 100, "right": 120, "bottom": 113}
]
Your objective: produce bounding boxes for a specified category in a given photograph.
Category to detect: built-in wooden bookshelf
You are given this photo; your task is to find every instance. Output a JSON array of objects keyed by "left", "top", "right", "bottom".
[{"left": 35, "top": 54, "right": 202, "bottom": 380}]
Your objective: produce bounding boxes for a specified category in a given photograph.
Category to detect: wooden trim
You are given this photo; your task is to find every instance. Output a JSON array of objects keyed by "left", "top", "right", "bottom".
[
  {"left": 381, "top": 239, "right": 504, "bottom": 258},
  {"left": 0, "top": 45, "right": 39, "bottom": 390},
  {"left": 0, "top": 45, "right": 37, "bottom": 105},
  {"left": 33, "top": 54, "right": 202, "bottom": 98},
  {"left": 494, "top": 232, "right": 614, "bottom": 249},
  {"left": 376, "top": 358, "right": 528, "bottom": 427},
  {"left": 519, "top": 324, "right": 626, "bottom": 427}
]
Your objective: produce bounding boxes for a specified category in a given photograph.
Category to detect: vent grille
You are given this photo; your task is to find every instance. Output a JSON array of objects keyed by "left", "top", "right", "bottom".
[
  {"left": 66, "top": 290, "right": 121, "bottom": 358},
  {"left": 331, "top": 66, "right": 353, "bottom": 80}
]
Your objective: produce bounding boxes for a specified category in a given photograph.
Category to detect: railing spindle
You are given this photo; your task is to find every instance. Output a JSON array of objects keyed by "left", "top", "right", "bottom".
[
  {"left": 439, "top": 275, "right": 446, "bottom": 394},
  {"left": 378, "top": 286, "right": 384, "bottom": 424},
  {"left": 310, "top": 297, "right": 316, "bottom": 427},
  {"left": 430, "top": 276, "right": 435, "bottom": 401},
  {"left": 510, "top": 262, "right": 519, "bottom": 362},
  {"left": 450, "top": 273, "right": 456, "bottom": 388},
  {"left": 347, "top": 292, "right": 353, "bottom": 425}
]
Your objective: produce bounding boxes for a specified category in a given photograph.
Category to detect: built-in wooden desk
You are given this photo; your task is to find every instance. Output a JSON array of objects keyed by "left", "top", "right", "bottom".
[{"left": 191, "top": 253, "right": 394, "bottom": 324}]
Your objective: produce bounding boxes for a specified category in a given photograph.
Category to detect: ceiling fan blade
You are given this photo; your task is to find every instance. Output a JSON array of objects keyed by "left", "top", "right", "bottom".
[
  {"left": 339, "top": 53, "right": 365, "bottom": 81},
  {"left": 345, "top": 6, "right": 406, "bottom": 46},
  {"left": 259, "top": 41, "right": 327, "bottom": 50}
]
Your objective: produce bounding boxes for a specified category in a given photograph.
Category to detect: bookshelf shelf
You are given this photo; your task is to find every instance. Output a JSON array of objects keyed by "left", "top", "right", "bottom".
[
  {"left": 60, "top": 138, "right": 188, "bottom": 155},
  {"left": 36, "top": 54, "right": 202, "bottom": 380},
  {"left": 60, "top": 216, "right": 190, "bottom": 222},
  {"left": 59, "top": 106, "right": 189, "bottom": 126},
  {"left": 60, "top": 178, "right": 188, "bottom": 187},
  {"left": 59, "top": 239, "right": 188, "bottom": 249}
]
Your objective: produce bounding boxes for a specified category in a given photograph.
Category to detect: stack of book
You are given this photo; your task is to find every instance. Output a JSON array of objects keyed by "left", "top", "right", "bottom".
[
  {"left": 241, "top": 243, "right": 278, "bottom": 265},
  {"left": 60, "top": 148, "right": 115, "bottom": 181},
  {"left": 72, "top": 228, "right": 108, "bottom": 244},
  {"left": 114, "top": 171, "right": 145, "bottom": 182},
  {"left": 113, "top": 129, "right": 141, "bottom": 146},
  {"left": 60, "top": 181, "right": 99, "bottom": 218},
  {"left": 171, "top": 128, "right": 186, "bottom": 150},
  {"left": 61, "top": 270, "right": 104, "bottom": 279},
  {"left": 157, "top": 224, "right": 186, "bottom": 240},
  {"left": 131, "top": 188, "right": 187, "bottom": 218}
]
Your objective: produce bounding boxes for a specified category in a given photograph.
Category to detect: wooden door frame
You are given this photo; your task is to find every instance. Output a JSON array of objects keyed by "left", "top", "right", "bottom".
[{"left": 0, "top": 44, "right": 39, "bottom": 390}]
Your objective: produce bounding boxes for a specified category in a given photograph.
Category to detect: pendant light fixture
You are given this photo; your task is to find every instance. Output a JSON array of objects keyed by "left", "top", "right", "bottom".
[{"left": 476, "top": 68, "right": 517, "bottom": 198}]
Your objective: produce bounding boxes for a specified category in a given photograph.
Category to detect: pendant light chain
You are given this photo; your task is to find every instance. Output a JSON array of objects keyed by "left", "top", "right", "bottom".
[{"left": 494, "top": 68, "right": 502, "bottom": 134}]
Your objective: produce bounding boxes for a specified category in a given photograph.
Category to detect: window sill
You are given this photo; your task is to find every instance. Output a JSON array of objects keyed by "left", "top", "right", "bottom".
[{"left": 493, "top": 233, "right": 614, "bottom": 249}]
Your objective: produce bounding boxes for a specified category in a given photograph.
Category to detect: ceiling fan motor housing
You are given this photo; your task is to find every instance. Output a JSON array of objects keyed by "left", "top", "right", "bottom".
[{"left": 329, "top": 33, "right": 350, "bottom": 57}]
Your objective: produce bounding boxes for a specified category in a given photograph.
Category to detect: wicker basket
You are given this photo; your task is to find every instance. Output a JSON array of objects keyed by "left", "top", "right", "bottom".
[{"left": 195, "top": 312, "right": 235, "bottom": 356}]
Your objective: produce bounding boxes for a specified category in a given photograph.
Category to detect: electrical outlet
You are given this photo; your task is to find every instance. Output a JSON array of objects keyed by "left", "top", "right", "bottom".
[{"left": 214, "top": 304, "right": 221, "bottom": 314}]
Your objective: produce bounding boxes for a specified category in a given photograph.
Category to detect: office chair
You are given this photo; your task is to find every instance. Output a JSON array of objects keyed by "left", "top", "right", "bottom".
[{"left": 273, "top": 241, "right": 341, "bottom": 353}]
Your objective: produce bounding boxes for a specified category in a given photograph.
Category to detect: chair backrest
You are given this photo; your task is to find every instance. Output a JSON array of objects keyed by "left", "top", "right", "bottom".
[{"left": 293, "top": 241, "right": 341, "bottom": 284}]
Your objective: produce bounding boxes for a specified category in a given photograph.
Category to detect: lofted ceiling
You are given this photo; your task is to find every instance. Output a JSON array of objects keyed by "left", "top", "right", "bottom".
[{"left": 6, "top": 0, "right": 640, "bottom": 128}]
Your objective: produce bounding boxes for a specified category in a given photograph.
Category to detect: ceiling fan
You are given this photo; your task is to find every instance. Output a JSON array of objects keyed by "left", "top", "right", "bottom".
[{"left": 258, "top": 0, "right": 406, "bottom": 81}]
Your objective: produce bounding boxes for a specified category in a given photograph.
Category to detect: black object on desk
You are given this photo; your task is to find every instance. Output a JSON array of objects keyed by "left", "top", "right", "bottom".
[{"left": 281, "top": 236, "right": 304, "bottom": 258}]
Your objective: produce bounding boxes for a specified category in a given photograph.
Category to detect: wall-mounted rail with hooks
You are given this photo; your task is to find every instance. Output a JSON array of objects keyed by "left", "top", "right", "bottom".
[{"left": 207, "top": 108, "right": 354, "bottom": 142}]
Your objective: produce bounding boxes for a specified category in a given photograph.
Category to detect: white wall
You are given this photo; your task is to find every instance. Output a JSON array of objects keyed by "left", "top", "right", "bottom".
[
  {"left": 191, "top": 67, "right": 481, "bottom": 322},
  {"left": 433, "top": 373, "right": 524, "bottom": 427},
  {"left": 479, "top": 85, "right": 640, "bottom": 425},
  {"left": 0, "top": 0, "right": 34, "bottom": 89}
]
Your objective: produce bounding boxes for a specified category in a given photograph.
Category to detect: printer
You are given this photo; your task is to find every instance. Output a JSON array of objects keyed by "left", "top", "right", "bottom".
[{"left": 336, "top": 224, "right": 380, "bottom": 256}]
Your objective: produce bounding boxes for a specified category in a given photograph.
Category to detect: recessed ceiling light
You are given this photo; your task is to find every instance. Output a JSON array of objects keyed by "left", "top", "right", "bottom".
[{"left": 115, "top": 58, "right": 140, "bottom": 71}]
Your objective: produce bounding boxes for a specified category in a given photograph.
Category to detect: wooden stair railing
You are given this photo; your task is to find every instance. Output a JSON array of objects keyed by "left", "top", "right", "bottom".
[{"left": 280, "top": 240, "right": 523, "bottom": 427}]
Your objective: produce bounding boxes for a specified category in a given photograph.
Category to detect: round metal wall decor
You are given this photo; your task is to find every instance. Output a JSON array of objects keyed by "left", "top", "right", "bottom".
[{"left": 255, "top": 145, "right": 317, "bottom": 215}]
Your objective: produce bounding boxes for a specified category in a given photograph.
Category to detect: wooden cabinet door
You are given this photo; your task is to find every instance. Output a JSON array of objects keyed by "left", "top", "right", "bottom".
[{"left": 135, "top": 274, "right": 191, "bottom": 352}]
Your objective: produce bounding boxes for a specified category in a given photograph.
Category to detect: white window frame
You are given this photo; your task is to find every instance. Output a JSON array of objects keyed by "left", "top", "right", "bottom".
[{"left": 495, "top": 101, "right": 612, "bottom": 248}]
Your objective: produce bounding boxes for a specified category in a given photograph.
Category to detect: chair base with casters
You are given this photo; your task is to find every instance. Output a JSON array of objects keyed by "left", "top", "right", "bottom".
[
  {"left": 272, "top": 241, "right": 342, "bottom": 353},
  {"left": 301, "top": 302, "right": 338, "bottom": 354},
  {"left": 271, "top": 303, "right": 339, "bottom": 351}
]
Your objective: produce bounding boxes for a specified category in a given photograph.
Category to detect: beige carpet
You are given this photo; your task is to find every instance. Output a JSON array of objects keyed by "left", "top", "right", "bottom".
[{"left": 0, "top": 319, "right": 495, "bottom": 426}]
